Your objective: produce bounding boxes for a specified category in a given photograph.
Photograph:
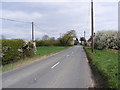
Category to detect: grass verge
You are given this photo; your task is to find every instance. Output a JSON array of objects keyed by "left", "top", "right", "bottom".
[
  {"left": 84, "top": 47, "right": 118, "bottom": 88},
  {"left": 1, "top": 46, "right": 70, "bottom": 72}
]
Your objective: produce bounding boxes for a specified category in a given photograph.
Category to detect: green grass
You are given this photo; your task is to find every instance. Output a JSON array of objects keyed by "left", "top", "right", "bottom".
[
  {"left": 1, "top": 46, "right": 70, "bottom": 72},
  {"left": 84, "top": 47, "right": 118, "bottom": 88},
  {"left": 36, "top": 46, "right": 69, "bottom": 57}
]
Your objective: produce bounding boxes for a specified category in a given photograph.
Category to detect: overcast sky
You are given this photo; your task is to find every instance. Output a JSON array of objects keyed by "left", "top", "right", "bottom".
[{"left": 0, "top": 0, "right": 118, "bottom": 40}]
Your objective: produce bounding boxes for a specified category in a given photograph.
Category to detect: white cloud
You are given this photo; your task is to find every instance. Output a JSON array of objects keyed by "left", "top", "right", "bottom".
[
  {"left": 94, "top": 2, "right": 118, "bottom": 31},
  {"left": 1, "top": 2, "right": 118, "bottom": 40},
  {"left": 1, "top": 28, "right": 48, "bottom": 40},
  {"left": 1, "top": 10, "right": 44, "bottom": 21}
]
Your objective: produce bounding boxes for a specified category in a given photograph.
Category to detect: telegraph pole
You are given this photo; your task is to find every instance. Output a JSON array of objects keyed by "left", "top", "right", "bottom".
[
  {"left": 32, "top": 22, "right": 37, "bottom": 53},
  {"left": 91, "top": 0, "right": 94, "bottom": 53},
  {"left": 32, "top": 22, "right": 34, "bottom": 42}
]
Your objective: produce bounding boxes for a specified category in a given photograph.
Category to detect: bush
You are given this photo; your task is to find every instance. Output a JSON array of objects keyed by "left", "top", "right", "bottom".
[
  {"left": 22, "top": 42, "right": 35, "bottom": 57},
  {"left": 94, "top": 31, "right": 118, "bottom": 50},
  {"left": 2, "top": 39, "right": 35, "bottom": 65}
]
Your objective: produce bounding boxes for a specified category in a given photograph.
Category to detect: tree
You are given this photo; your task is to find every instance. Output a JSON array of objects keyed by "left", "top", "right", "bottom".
[
  {"left": 42, "top": 35, "right": 49, "bottom": 40},
  {"left": 80, "top": 37, "right": 86, "bottom": 45},
  {"left": 60, "top": 30, "right": 76, "bottom": 46},
  {"left": 49, "top": 37, "right": 55, "bottom": 41}
]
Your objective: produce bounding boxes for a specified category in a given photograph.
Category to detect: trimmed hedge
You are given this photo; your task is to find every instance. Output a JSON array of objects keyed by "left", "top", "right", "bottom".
[{"left": 2, "top": 39, "right": 35, "bottom": 65}]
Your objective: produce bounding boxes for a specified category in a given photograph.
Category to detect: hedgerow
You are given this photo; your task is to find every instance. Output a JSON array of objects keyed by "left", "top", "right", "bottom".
[
  {"left": 35, "top": 40, "right": 60, "bottom": 47},
  {"left": 94, "top": 31, "right": 118, "bottom": 50},
  {"left": 2, "top": 39, "right": 35, "bottom": 65}
]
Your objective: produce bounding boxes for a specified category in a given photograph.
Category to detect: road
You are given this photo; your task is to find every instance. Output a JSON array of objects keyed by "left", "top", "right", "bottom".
[{"left": 2, "top": 45, "right": 94, "bottom": 88}]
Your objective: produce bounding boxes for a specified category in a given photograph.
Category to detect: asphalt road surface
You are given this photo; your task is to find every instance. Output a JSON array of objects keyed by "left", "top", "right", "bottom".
[{"left": 2, "top": 45, "right": 94, "bottom": 88}]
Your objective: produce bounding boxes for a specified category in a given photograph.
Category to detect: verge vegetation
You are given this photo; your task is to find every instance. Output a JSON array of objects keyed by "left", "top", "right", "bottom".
[
  {"left": 83, "top": 30, "right": 119, "bottom": 88},
  {"left": 84, "top": 46, "right": 118, "bottom": 88}
]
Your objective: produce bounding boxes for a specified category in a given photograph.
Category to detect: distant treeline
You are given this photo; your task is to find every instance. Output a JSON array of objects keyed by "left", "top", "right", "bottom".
[{"left": 35, "top": 30, "right": 79, "bottom": 46}]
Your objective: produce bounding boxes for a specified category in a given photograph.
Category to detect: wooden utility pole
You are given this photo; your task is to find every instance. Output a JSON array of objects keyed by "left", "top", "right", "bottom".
[
  {"left": 32, "top": 22, "right": 34, "bottom": 42},
  {"left": 91, "top": 0, "right": 94, "bottom": 53},
  {"left": 32, "top": 22, "right": 37, "bottom": 53}
]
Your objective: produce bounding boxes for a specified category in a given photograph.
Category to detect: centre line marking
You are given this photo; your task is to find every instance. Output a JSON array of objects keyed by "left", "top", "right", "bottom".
[
  {"left": 51, "top": 62, "right": 60, "bottom": 68},
  {"left": 67, "top": 55, "right": 70, "bottom": 57}
]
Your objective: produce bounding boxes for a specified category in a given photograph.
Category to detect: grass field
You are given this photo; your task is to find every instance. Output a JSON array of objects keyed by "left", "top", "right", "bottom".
[
  {"left": 84, "top": 47, "right": 118, "bottom": 88},
  {"left": 1, "top": 46, "right": 70, "bottom": 72}
]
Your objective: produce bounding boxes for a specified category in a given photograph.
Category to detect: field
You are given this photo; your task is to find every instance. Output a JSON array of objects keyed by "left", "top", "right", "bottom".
[
  {"left": 1, "top": 46, "right": 69, "bottom": 72},
  {"left": 36, "top": 46, "right": 69, "bottom": 57},
  {"left": 84, "top": 47, "right": 118, "bottom": 88}
]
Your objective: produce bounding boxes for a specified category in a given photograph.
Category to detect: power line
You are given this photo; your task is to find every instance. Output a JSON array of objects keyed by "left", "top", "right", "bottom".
[
  {"left": 1, "top": 17, "right": 57, "bottom": 37},
  {"left": 34, "top": 24, "right": 56, "bottom": 35},
  {"left": 0, "top": 18, "right": 31, "bottom": 24}
]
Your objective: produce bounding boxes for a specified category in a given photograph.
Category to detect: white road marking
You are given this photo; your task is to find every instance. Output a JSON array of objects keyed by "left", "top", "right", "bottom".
[
  {"left": 51, "top": 62, "right": 60, "bottom": 68},
  {"left": 90, "top": 79, "right": 95, "bottom": 87},
  {"left": 34, "top": 78, "right": 37, "bottom": 81},
  {"left": 67, "top": 55, "right": 70, "bottom": 57}
]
